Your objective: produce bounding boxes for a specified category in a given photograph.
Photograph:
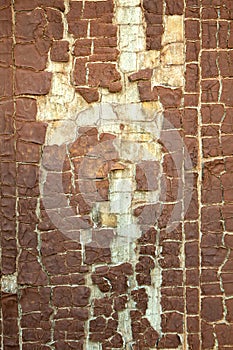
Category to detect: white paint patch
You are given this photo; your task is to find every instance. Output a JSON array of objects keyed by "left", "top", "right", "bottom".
[{"left": 1, "top": 273, "right": 17, "bottom": 294}]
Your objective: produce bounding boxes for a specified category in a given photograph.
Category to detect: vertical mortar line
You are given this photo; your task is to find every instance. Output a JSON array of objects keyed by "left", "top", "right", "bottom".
[
  {"left": 183, "top": 2, "right": 187, "bottom": 349},
  {"left": 11, "top": 0, "right": 22, "bottom": 349},
  {"left": 197, "top": 1, "right": 203, "bottom": 348}
]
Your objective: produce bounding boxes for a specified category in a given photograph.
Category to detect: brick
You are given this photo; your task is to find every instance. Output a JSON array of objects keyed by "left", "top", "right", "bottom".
[
  {"left": 164, "top": 109, "right": 182, "bottom": 129},
  {"left": 14, "top": 0, "right": 65, "bottom": 11},
  {"left": 83, "top": 1, "right": 114, "bottom": 19},
  {"left": 0, "top": 7, "right": 12, "bottom": 37},
  {"left": 162, "top": 270, "right": 183, "bottom": 287},
  {"left": 18, "top": 249, "right": 48, "bottom": 285},
  {"left": 144, "top": 12, "right": 163, "bottom": 25},
  {"left": 201, "top": 247, "right": 227, "bottom": 267},
  {"left": 16, "top": 141, "right": 40, "bottom": 163},
  {"left": 183, "top": 108, "right": 198, "bottom": 135},
  {"left": 68, "top": 20, "right": 88, "bottom": 38},
  {"left": 186, "top": 0, "right": 200, "bottom": 5},
  {"left": 50, "top": 40, "right": 69, "bottom": 62},
  {"left": 76, "top": 87, "right": 99, "bottom": 103},
  {"left": 0, "top": 67, "right": 13, "bottom": 97},
  {"left": 202, "top": 297, "right": 224, "bottom": 322},
  {"left": 186, "top": 40, "right": 200, "bottom": 62},
  {"left": 184, "top": 136, "right": 198, "bottom": 168},
  {"left": 161, "top": 296, "right": 184, "bottom": 313},
  {"left": 221, "top": 272, "right": 233, "bottom": 295},
  {"left": 73, "top": 58, "right": 87, "bottom": 86},
  {"left": 221, "top": 79, "right": 233, "bottom": 106},
  {"left": 222, "top": 135, "right": 233, "bottom": 156},
  {"left": 185, "top": 64, "right": 199, "bottom": 92},
  {"left": 18, "top": 223, "right": 37, "bottom": 249},
  {"left": 136, "top": 161, "right": 159, "bottom": 191},
  {"left": 17, "top": 164, "right": 38, "bottom": 190},
  {"left": 157, "top": 334, "right": 181, "bottom": 348},
  {"left": 201, "top": 283, "right": 222, "bottom": 296},
  {"left": 202, "top": 125, "right": 219, "bottom": 137},
  {"left": 74, "top": 39, "right": 92, "bottom": 57},
  {"left": 16, "top": 121, "right": 47, "bottom": 144},
  {"left": 161, "top": 312, "right": 183, "bottom": 333},
  {"left": 186, "top": 6, "right": 200, "bottom": 18},
  {"left": 185, "top": 242, "right": 199, "bottom": 268},
  {"left": 2, "top": 294, "right": 19, "bottom": 347},
  {"left": 0, "top": 100, "right": 14, "bottom": 135},
  {"left": 202, "top": 21, "right": 217, "bottom": 48},
  {"left": 201, "top": 51, "right": 218, "bottom": 78},
  {"left": 88, "top": 63, "right": 121, "bottom": 89},
  {"left": 220, "top": 0, "right": 233, "bottom": 19},
  {"left": 89, "top": 48, "right": 119, "bottom": 62},
  {"left": 66, "top": 1, "right": 82, "bottom": 20},
  {"left": 202, "top": 6, "right": 218, "bottom": 19},
  {"left": 218, "top": 21, "right": 229, "bottom": 49},
  {"left": 201, "top": 104, "right": 224, "bottom": 123},
  {"left": 46, "top": 8, "right": 63, "bottom": 40},
  {"left": 229, "top": 22, "right": 233, "bottom": 48},
  {"left": 138, "top": 81, "right": 157, "bottom": 102},
  {"left": 202, "top": 321, "right": 215, "bottom": 349},
  {"left": 143, "top": 0, "right": 163, "bottom": 14},
  {"left": 185, "top": 20, "right": 200, "bottom": 40},
  {"left": 184, "top": 93, "right": 199, "bottom": 107},
  {"left": 109, "top": 81, "right": 122, "bottom": 93},
  {"left": 187, "top": 317, "right": 199, "bottom": 333},
  {"left": 185, "top": 221, "right": 199, "bottom": 240},
  {"left": 15, "top": 9, "right": 46, "bottom": 42},
  {"left": 90, "top": 22, "right": 117, "bottom": 38},
  {"left": 0, "top": 38, "right": 12, "bottom": 66},
  {"left": 219, "top": 51, "right": 233, "bottom": 77},
  {"left": 216, "top": 325, "right": 233, "bottom": 346},
  {"left": 15, "top": 69, "right": 52, "bottom": 95},
  {"left": 14, "top": 43, "right": 47, "bottom": 70},
  {"left": 226, "top": 299, "right": 233, "bottom": 322},
  {"left": 188, "top": 334, "right": 200, "bottom": 350},
  {"left": 201, "top": 80, "right": 219, "bottom": 103},
  {"left": 186, "top": 288, "right": 199, "bottom": 314},
  {"left": 128, "top": 68, "right": 153, "bottom": 82},
  {"left": 0, "top": 135, "right": 15, "bottom": 160},
  {"left": 157, "top": 87, "right": 182, "bottom": 108},
  {"left": 165, "top": 0, "right": 184, "bottom": 14}
]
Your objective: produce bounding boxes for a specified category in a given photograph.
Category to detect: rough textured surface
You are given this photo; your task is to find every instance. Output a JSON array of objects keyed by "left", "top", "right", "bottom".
[{"left": 1, "top": 0, "right": 233, "bottom": 349}]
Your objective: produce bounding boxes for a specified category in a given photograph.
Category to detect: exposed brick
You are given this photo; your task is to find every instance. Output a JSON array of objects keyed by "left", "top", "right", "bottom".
[
  {"left": 0, "top": 6, "right": 12, "bottom": 38},
  {"left": 201, "top": 51, "right": 218, "bottom": 78},
  {"left": 74, "top": 39, "right": 92, "bottom": 57},
  {"left": 165, "top": 0, "right": 184, "bottom": 15},
  {"left": 15, "top": 69, "right": 52, "bottom": 95},
  {"left": 157, "top": 87, "right": 182, "bottom": 108},
  {"left": 0, "top": 67, "right": 13, "bottom": 97},
  {"left": 202, "top": 21, "right": 217, "bottom": 48},
  {"left": 88, "top": 63, "right": 121, "bottom": 89},
  {"left": 50, "top": 41, "right": 69, "bottom": 62},
  {"left": 0, "top": 38, "right": 12, "bottom": 66},
  {"left": 201, "top": 79, "right": 220, "bottom": 102},
  {"left": 14, "top": 0, "right": 65, "bottom": 11},
  {"left": 68, "top": 20, "right": 88, "bottom": 38},
  {"left": 76, "top": 87, "right": 99, "bottom": 103},
  {"left": 186, "top": 40, "right": 200, "bottom": 62},
  {"left": 185, "top": 64, "right": 199, "bottom": 92},
  {"left": 73, "top": 58, "right": 87, "bottom": 86},
  {"left": 185, "top": 20, "right": 200, "bottom": 40}
]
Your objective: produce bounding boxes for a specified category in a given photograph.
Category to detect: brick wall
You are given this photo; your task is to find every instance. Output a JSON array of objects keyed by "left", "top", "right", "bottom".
[{"left": 1, "top": 0, "right": 233, "bottom": 349}]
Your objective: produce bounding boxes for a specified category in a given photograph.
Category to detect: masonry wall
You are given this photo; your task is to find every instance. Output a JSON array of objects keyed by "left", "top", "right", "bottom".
[{"left": 1, "top": 0, "right": 233, "bottom": 349}]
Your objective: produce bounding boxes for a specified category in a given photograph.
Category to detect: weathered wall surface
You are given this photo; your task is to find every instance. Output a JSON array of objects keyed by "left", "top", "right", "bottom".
[{"left": 1, "top": 0, "right": 233, "bottom": 349}]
